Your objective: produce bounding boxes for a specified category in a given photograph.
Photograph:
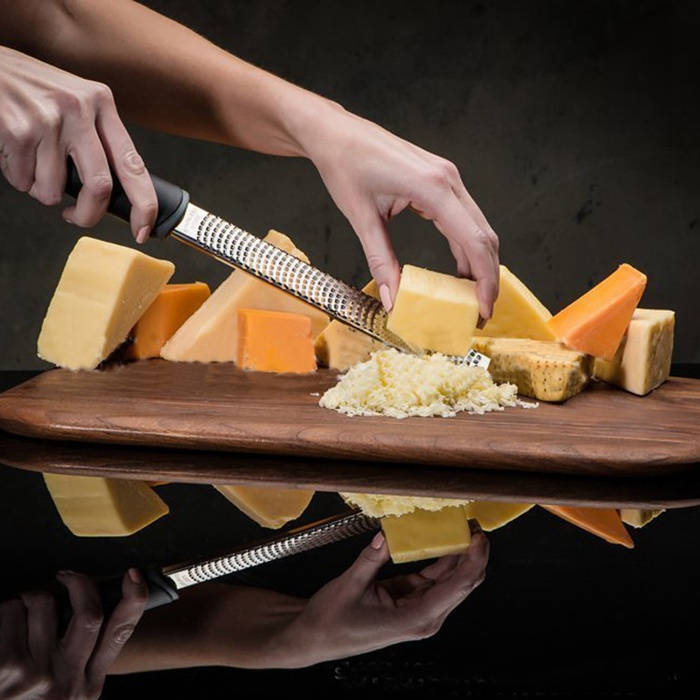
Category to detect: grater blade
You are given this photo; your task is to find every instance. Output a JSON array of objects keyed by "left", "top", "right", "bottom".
[
  {"left": 163, "top": 509, "right": 380, "bottom": 590},
  {"left": 171, "top": 203, "right": 489, "bottom": 369}
]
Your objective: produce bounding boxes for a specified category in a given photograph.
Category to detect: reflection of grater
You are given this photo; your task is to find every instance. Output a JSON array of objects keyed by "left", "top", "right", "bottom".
[{"left": 65, "top": 161, "right": 489, "bottom": 368}]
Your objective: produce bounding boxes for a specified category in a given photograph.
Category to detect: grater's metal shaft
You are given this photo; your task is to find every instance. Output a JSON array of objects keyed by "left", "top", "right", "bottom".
[
  {"left": 164, "top": 509, "right": 380, "bottom": 590},
  {"left": 172, "top": 204, "right": 423, "bottom": 354}
]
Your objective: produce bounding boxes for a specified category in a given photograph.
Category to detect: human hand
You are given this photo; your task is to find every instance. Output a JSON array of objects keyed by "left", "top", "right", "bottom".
[
  {"left": 305, "top": 107, "right": 500, "bottom": 320},
  {"left": 276, "top": 525, "right": 489, "bottom": 667},
  {"left": 0, "top": 46, "right": 157, "bottom": 243},
  {"left": 0, "top": 569, "right": 148, "bottom": 699}
]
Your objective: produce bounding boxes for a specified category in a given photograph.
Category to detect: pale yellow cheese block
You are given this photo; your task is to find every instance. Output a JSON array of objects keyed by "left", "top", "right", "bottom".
[
  {"left": 381, "top": 506, "right": 472, "bottom": 564},
  {"left": 593, "top": 309, "right": 675, "bottom": 396},
  {"left": 43, "top": 473, "right": 169, "bottom": 537},
  {"left": 161, "top": 230, "right": 330, "bottom": 362},
  {"left": 215, "top": 485, "right": 315, "bottom": 529},
  {"left": 314, "top": 280, "right": 389, "bottom": 370},
  {"left": 471, "top": 336, "right": 592, "bottom": 402},
  {"left": 462, "top": 500, "right": 534, "bottom": 531},
  {"left": 386, "top": 264, "right": 479, "bottom": 356},
  {"left": 37, "top": 236, "right": 175, "bottom": 370},
  {"left": 475, "top": 265, "right": 556, "bottom": 341},
  {"left": 619, "top": 508, "right": 665, "bottom": 528}
]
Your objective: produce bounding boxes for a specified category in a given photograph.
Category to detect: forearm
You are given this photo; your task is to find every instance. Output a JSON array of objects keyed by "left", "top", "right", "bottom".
[
  {"left": 109, "top": 583, "right": 311, "bottom": 674},
  {"left": 0, "top": 0, "right": 343, "bottom": 157}
]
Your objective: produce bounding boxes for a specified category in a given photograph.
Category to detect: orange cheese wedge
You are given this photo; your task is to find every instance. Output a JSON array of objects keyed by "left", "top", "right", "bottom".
[
  {"left": 546, "top": 263, "right": 647, "bottom": 361},
  {"left": 127, "top": 282, "right": 211, "bottom": 360},
  {"left": 541, "top": 505, "right": 634, "bottom": 548},
  {"left": 237, "top": 308, "right": 316, "bottom": 373}
]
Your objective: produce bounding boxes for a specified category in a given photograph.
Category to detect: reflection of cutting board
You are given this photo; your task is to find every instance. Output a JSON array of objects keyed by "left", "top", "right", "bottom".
[{"left": 0, "top": 360, "right": 698, "bottom": 478}]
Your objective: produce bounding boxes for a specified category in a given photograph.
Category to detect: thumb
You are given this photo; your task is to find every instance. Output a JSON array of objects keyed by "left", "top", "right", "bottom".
[
  {"left": 343, "top": 532, "right": 391, "bottom": 590},
  {"left": 350, "top": 213, "right": 401, "bottom": 312}
]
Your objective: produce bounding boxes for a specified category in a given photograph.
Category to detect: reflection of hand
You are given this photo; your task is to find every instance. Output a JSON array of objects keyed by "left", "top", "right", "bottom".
[
  {"left": 0, "top": 46, "right": 157, "bottom": 243},
  {"left": 0, "top": 569, "right": 147, "bottom": 699},
  {"left": 307, "top": 109, "right": 500, "bottom": 320},
  {"left": 280, "top": 527, "right": 489, "bottom": 667}
]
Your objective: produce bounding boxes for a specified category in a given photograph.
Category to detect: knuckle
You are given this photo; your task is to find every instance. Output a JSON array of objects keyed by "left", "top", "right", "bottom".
[
  {"left": 83, "top": 173, "right": 113, "bottom": 201},
  {"left": 75, "top": 606, "right": 104, "bottom": 633},
  {"left": 411, "top": 618, "right": 443, "bottom": 640},
  {"left": 110, "top": 622, "right": 138, "bottom": 648},
  {"left": 89, "top": 81, "right": 115, "bottom": 107},
  {"left": 121, "top": 148, "right": 147, "bottom": 176}
]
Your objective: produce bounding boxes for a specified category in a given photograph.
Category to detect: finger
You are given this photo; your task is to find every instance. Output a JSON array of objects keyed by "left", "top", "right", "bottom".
[
  {"left": 341, "top": 532, "right": 391, "bottom": 591},
  {"left": 0, "top": 598, "right": 28, "bottom": 656},
  {"left": 349, "top": 211, "right": 401, "bottom": 312},
  {"left": 19, "top": 591, "right": 57, "bottom": 670},
  {"left": 0, "top": 124, "right": 37, "bottom": 193},
  {"left": 96, "top": 105, "right": 157, "bottom": 243},
  {"left": 28, "top": 135, "right": 66, "bottom": 207},
  {"left": 55, "top": 570, "right": 104, "bottom": 672},
  {"left": 86, "top": 568, "right": 148, "bottom": 681},
  {"left": 62, "top": 137, "right": 113, "bottom": 228}
]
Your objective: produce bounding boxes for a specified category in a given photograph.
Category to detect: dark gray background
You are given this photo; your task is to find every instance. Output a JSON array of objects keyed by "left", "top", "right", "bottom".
[{"left": 1, "top": 0, "right": 697, "bottom": 368}]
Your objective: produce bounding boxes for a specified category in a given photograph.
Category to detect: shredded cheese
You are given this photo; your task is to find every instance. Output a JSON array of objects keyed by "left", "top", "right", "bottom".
[{"left": 341, "top": 492, "right": 471, "bottom": 518}]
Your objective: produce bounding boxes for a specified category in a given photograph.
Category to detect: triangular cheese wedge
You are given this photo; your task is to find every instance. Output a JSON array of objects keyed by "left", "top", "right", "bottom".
[
  {"left": 541, "top": 504, "right": 634, "bottom": 548},
  {"left": 214, "top": 485, "right": 314, "bottom": 529},
  {"left": 160, "top": 230, "right": 329, "bottom": 362},
  {"left": 475, "top": 265, "right": 556, "bottom": 340},
  {"left": 546, "top": 263, "right": 646, "bottom": 361},
  {"left": 462, "top": 500, "right": 534, "bottom": 531}
]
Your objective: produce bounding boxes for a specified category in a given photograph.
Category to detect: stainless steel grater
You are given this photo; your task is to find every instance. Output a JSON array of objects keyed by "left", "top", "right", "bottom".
[
  {"left": 64, "top": 159, "right": 489, "bottom": 368},
  {"left": 164, "top": 508, "right": 380, "bottom": 589}
]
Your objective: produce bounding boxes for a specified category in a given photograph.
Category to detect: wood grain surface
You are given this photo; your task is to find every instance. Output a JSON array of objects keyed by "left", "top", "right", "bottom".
[{"left": 0, "top": 360, "right": 698, "bottom": 478}]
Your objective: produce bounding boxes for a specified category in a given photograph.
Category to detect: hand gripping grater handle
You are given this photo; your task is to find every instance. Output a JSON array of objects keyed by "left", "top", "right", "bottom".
[{"left": 164, "top": 509, "right": 380, "bottom": 589}]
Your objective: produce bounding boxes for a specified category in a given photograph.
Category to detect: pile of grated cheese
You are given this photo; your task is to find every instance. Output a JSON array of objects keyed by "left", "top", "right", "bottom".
[
  {"left": 341, "top": 491, "right": 471, "bottom": 518},
  {"left": 319, "top": 347, "right": 522, "bottom": 419}
]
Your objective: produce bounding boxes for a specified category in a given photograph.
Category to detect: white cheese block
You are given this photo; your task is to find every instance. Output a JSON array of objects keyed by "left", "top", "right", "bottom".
[{"left": 37, "top": 236, "right": 174, "bottom": 370}]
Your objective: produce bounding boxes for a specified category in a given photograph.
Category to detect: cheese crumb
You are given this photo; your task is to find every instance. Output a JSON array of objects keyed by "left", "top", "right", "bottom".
[{"left": 319, "top": 348, "right": 521, "bottom": 419}]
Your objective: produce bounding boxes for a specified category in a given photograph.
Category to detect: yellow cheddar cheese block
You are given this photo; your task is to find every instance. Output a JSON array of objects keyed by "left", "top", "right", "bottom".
[
  {"left": 314, "top": 280, "right": 389, "bottom": 370},
  {"left": 126, "top": 282, "right": 211, "bottom": 360},
  {"left": 593, "top": 309, "right": 675, "bottom": 396},
  {"left": 214, "top": 485, "right": 315, "bottom": 529},
  {"left": 541, "top": 504, "right": 634, "bottom": 548},
  {"left": 619, "top": 508, "right": 664, "bottom": 528},
  {"left": 462, "top": 500, "right": 534, "bottom": 531},
  {"left": 37, "top": 236, "right": 175, "bottom": 370},
  {"left": 160, "top": 230, "right": 329, "bottom": 363},
  {"left": 237, "top": 308, "right": 316, "bottom": 373},
  {"left": 475, "top": 265, "right": 556, "bottom": 341},
  {"left": 471, "top": 337, "right": 593, "bottom": 402},
  {"left": 386, "top": 264, "right": 479, "bottom": 356},
  {"left": 43, "top": 473, "right": 169, "bottom": 537},
  {"left": 547, "top": 263, "right": 647, "bottom": 361},
  {"left": 381, "top": 506, "right": 472, "bottom": 564}
]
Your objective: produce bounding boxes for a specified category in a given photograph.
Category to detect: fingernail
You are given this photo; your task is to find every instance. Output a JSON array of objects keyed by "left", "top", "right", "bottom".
[
  {"left": 128, "top": 568, "right": 142, "bottom": 584},
  {"left": 371, "top": 531, "right": 385, "bottom": 549},
  {"left": 136, "top": 226, "right": 150, "bottom": 244},
  {"left": 379, "top": 284, "right": 393, "bottom": 312}
]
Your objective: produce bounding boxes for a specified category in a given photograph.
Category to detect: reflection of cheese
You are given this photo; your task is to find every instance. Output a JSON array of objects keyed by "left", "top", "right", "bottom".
[
  {"left": 37, "top": 236, "right": 174, "bottom": 370},
  {"left": 126, "top": 282, "right": 211, "bottom": 360},
  {"left": 387, "top": 264, "right": 479, "bottom": 356},
  {"left": 315, "top": 280, "right": 388, "bottom": 370},
  {"left": 547, "top": 263, "right": 647, "bottom": 361},
  {"left": 542, "top": 504, "right": 634, "bottom": 548},
  {"left": 381, "top": 506, "right": 471, "bottom": 564},
  {"left": 471, "top": 337, "right": 592, "bottom": 402},
  {"left": 463, "top": 500, "right": 534, "bottom": 530},
  {"left": 619, "top": 508, "right": 664, "bottom": 528},
  {"left": 593, "top": 309, "right": 674, "bottom": 396},
  {"left": 237, "top": 308, "right": 316, "bottom": 373},
  {"left": 215, "top": 485, "right": 314, "bottom": 529},
  {"left": 43, "top": 473, "right": 169, "bottom": 537},
  {"left": 161, "top": 230, "right": 329, "bottom": 362},
  {"left": 475, "top": 265, "right": 555, "bottom": 341}
]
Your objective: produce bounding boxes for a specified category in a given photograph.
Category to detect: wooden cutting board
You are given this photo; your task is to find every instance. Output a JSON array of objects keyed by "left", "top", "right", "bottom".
[{"left": 0, "top": 360, "right": 698, "bottom": 478}]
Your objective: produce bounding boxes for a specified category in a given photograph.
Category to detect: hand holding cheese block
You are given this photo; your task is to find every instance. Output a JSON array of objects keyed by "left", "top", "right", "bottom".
[
  {"left": 37, "top": 236, "right": 174, "bottom": 370},
  {"left": 386, "top": 264, "right": 480, "bottom": 356},
  {"left": 126, "top": 282, "right": 211, "bottom": 360},
  {"left": 546, "top": 263, "right": 647, "bottom": 361},
  {"left": 475, "top": 265, "right": 556, "bottom": 341},
  {"left": 593, "top": 308, "right": 675, "bottom": 395},
  {"left": 43, "top": 473, "right": 169, "bottom": 537},
  {"left": 237, "top": 308, "right": 317, "bottom": 373},
  {"left": 215, "top": 485, "right": 315, "bottom": 529}
]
